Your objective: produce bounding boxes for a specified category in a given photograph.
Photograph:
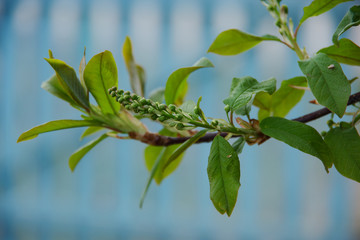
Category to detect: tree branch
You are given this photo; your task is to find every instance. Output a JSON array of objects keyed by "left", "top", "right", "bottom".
[{"left": 129, "top": 92, "right": 360, "bottom": 146}]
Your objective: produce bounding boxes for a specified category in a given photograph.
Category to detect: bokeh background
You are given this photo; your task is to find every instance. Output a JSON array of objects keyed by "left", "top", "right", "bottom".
[{"left": 1, "top": 0, "right": 360, "bottom": 239}]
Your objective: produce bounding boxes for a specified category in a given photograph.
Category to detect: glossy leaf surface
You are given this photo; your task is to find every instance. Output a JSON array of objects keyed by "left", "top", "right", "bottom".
[
  {"left": 18, "top": 120, "right": 100, "bottom": 142},
  {"left": 69, "top": 134, "right": 108, "bottom": 171},
  {"left": 324, "top": 127, "right": 360, "bottom": 182},
  {"left": 318, "top": 38, "right": 360, "bottom": 66},
  {"left": 260, "top": 117, "right": 333, "bottom": 171},
  {"left": 165, "top": 57, "right": 213, "bottom": 105},
  {"left": 84, "top": 51, "right": 119, "bottom": 114},
  {"left": 208, "top": 135, "right": 240, "bottom": 216},
  {"left": 298, "top": 53, "right": 350, "bottom": 117}
]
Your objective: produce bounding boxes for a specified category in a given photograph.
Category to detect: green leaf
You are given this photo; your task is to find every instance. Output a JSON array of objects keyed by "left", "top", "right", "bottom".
[
  {"left": 80, "top": 126, "right": 104, "bottom": 140},
  {"left": 17, "top": 119, "right": 100, "bottom": 142},
  {"left": 224, "top": 77, "right": 276, "bottom": 112},
  {"left": 140, "top": 148, "right": 166, "bottom": 208},
  {"left": 144, "top": 144, "right": 185, "bottom": 185},
  {"left": 45, "top": 58, "right": 90, "bottom": 110},
  {"left": 144, "top": 129, "right": 185, "bottom": 184},
  {"left": 318, "top": 38, "right": 360, "bottom": 66},
  {"left": 232, "top": 137, "right": 245, "bottom": 155},
  {"left": 253, "top": 91, "right": 272, "bottom": 111},
  {"left": 299, "top": 0, "right": 354, "bottom": 26},
  {"left": 298, "top": 53, "right": 350, "bottom": 117},
  {"left": 41, "top": 75, "right": 78, "bottom": 106},
  {"left": 163, "top": 129, "right": 208, "bottom": 171},
  {"left": 332, "top": 5, "right": 360, "bottom": 45},
  {"left": 208, "top": 135, "right": 240, "bottom": 216},
  {"left": 260, "top": 117, "right": 333, "bottom": 171},
  {"left": 123, "top": 36, "right": 146, "bottom": 96},
  {"left": 84, "top": 50, "right": 120, "bottom": 115},
  {"left": 69, "top": 134, "right": 108, "bottom": 171},
  {"left": 271, "top": 77, "right": 307, "bottom": 117},
  {"left": 164, "top": 57, "right": 214, "bottom": 105},
  {"left": 324, "top": 127, "right": 360, "bottom": 182},
  {"left": 79, "top": 47, "right": 88, "bottom": 97},
  {"left": 148, "top": 88, "right": 165, "bottom": 103},
  {"left": 254, "top": 77, "right": 307, "bottom": 121},
  {"left": 208, "top": 29, "right": 280, "bottom": 55}
]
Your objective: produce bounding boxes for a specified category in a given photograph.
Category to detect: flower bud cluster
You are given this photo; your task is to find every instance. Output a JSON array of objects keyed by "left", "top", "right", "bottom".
[{"left": 108, "top": 87, "right": 197, "bottom": 130}]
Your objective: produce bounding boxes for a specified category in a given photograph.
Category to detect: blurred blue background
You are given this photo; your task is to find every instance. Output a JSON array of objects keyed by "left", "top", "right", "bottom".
[{"left": 1, "top": 0, "right": 360, "bottom": 239}]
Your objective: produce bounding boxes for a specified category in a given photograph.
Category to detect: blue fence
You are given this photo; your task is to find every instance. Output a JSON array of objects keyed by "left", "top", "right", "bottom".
[{"left": 1, "top": 0, "right": 360, "bottom": 239}]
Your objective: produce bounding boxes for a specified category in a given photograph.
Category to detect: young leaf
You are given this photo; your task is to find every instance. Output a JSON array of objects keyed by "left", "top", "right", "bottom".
[
  {"left": 324, "top": 127, "right": 360, "bottom": 182},
  {"left": 223, "top": 77, "right": 276, "bottom": 112},
  {"left": 252, "top": 80, "right": 304, "bottom": 121},
  {"left": 164, "top": 57, "right": 214, "bottom": 105},
  {"left": 298, "top": 53, "right": 350, "bottom": 117},
  {"left": 45, "top": 58, "right": 90, "bottom": 110},
  {"left": 208, "top": 29, "right": 280, "bottom": 55},
  {"left": 208, "top": 135, "right": 240, "bottom": 216},
  {"left": 332, "top": 5, "right": 360, "bottom": 45},
  {"left": 140, "top": 148, "right": 167, "bottom": 208},
  {"left": 232, "top": 137, "right": 245, "bottom": 155},
  {"left": 69, "top": 134, "right": 108, "bottom": 171},
  {"left": 162, "top": 129, "right": 208, "bottom": 171},
  {"left": 80, "top": 126, "right": 104, "bottom": 140},
  {"left": 123, "top": 36, "right": 146, "bottom": 96},
  {"left": 254, "top": 76, "right": 307, "bottom": 121},
  {"left": 148, "top": 88, "right": 165, "bottom": 103},
  {"left": 144, "top": 129, "right": 185, "bottom": 184},
  {"left": 84, "top": 50, "right": 120, "bottom": 115},
  {"left": 144, "top": 144, "right": 185, "bottom": 185},
  {"left": 260, "top": 117, "right": 333, "bottom": 171},
  {"left": 41, "top": 75, "right": 78, "bottom": 106},
  {"left": 318, "top": 38, "right": 360, "bottom": 66},
  {"left": 79, "top": 47, "right": 88, "bottom": 96},
  {"left": 17, "top": 120, "right": 100, "bottom": 142},
  {"left": 299, "top": 0, "right": 354, "bottom": 26},
  {"left": 271, "top": 77, "right": 307, "bottom": 117}
]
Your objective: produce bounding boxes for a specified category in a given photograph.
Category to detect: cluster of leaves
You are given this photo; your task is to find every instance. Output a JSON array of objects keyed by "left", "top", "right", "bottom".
[{"left": 18, "top": 0, "right": 360, "bottom": 216}]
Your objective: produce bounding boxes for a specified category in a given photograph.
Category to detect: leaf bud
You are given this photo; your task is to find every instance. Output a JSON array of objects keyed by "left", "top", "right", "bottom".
[
  {"left": 211, "top": 120, "right": 219, "bottom": 126},
  {"left": 159, "top": 104, "right": 167, "bottom": 111},
  {"left": 267, "top": 5, "right": 275, "bottom": 11},
  {"left": 118, "top": 96, "right": 124, "bottom": 103},
  {"left": 131, "top": 103, "right": 139, "bottom": 109},
  {"left": 159, "top": 116, "right": 167, "bottom": 122},
  {"left": 175, "top": 114, "right": 183, "bottom": 121},
  {"left": 131, "top": 94, "right": 139, "bottom": 100},
  {"left": 176, "top": 123, "right": 185, "bottom": 130},
  {"left": 169, "top": 104, "right": 177, "bottom": 112},
  {"left": 140, "top": 98, "right": 148, "bottom": 105},
  {"left": 169, "top": 122, "right": 176, "bottom": 127},
  {"left": 224, "top": 105, "right": 231, "bottom": 113},
  {"left": 281, "top": 5, "right": 288, "bottom": 14},
  {"left": 148, "top": 107, "right": 155, "bottom": 114},
  {"left": 275, "top": 19, "right": 282, "bottom": 28},
  {"left": 194, "top": 107, "right": 201, "bottom": 115},
  {"left": 327, "top": 119, "right": 334, "bottom": 128}
]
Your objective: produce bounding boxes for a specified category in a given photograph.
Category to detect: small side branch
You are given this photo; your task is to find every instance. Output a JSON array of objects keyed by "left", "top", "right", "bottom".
[{"left": 128, "top": 92, "right": 360, "bottom": 146}]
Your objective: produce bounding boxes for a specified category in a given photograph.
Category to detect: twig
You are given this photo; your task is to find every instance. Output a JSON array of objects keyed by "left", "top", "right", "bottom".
[{"left": 128, "top": 92, "right": 360, "bottom": 146}]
